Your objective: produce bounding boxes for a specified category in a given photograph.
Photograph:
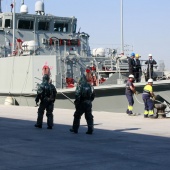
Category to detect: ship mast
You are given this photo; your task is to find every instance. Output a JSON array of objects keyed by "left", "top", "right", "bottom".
[
  {"left": 21, "top": 0, "right": 24, "bottom": 5},
  {"left": 12, "top": 0, "right": 16, "bottom": 54},
  {"left": 0, "top": 0, "right": 2, "bottom": 13},
  {"left": 120, "top": 0, "right": 124, "bottom": 54}
]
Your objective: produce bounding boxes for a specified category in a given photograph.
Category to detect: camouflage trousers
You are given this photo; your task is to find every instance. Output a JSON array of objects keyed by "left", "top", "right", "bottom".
[{"left": 36, "top": 101, "right": 54, "bottom": 127}]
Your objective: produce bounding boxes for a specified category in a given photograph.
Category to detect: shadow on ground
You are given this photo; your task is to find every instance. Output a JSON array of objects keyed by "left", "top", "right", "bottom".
[{"left": 0, "top": 117, "right": 170, "bottom": 170}]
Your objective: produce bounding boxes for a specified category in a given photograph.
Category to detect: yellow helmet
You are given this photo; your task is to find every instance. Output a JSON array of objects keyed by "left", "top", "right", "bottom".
[{"left": 135, "top": 54, "right": 139, "bottom": 58}]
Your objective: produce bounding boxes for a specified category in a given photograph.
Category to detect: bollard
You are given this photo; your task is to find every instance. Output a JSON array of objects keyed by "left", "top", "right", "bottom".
[{"left": 154, "top": 103, "right": 167, "bottom": 118}]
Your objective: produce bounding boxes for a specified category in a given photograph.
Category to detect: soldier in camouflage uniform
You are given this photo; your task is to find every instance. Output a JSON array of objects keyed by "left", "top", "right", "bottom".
[
  {"left": 34, "top": 74, "right": 57, "bottom": 129},
  {"left": 70, "top": 75, "right": 95, "bottom": 134}
]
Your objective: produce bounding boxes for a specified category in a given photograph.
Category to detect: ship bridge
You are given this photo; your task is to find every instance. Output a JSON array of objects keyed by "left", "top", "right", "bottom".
[{"left": 0, "top": 11, "right": 91, "bottom": 57}]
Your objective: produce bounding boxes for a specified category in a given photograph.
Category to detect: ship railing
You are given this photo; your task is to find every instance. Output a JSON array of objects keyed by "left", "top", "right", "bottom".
[{"left": 94, "top": 59, "right": 165, "bottom": 86}]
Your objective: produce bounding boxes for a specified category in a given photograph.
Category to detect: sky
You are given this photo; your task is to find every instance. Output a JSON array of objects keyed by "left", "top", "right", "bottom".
[{"left": 2, "top": 0, "right": 170, "bottom": 69}]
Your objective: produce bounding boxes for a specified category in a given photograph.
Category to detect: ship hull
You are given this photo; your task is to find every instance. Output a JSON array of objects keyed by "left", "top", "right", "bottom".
[{"left": 1, "top": 80, "right": 170, "bottom": 113}]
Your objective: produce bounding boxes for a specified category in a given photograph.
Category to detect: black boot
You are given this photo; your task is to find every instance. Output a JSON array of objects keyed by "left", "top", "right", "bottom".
[
  {"left": 47, "top": 113, "right": 53, "bottom": 129},
  {"left": 34, "top": 124, "right": 42, "bottom": 128},
  {"left": 128, "top": 111, "right": 133, "bottom": 116},
  {"left": 126, "top": 109, "right": 129, "bottom": 114},
  {"left": 144, "top": 114, "right": 148, "bottom": 118},
  {"left": 86, "top": 119, "right": 94, "bottom": 135},
  {"left": 70, "top": 128, "right": 78, "bottom": 134},
  {"left": 47, "top": 126, "right": 52, "bottom": 129},
  {"left": 86, "top": 131, "right": 93, "bottom": 135},
  {"left": 70, "top": 118, "right": 80, "bottom": 134}
]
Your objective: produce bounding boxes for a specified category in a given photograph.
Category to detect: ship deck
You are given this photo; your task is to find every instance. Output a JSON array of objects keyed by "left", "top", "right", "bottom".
[{"left": 1, "top": 105, "right": 170, "bottom": 170}]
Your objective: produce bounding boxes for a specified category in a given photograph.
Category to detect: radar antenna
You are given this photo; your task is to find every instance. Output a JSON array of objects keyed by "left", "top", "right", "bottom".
[{"left": 21, "top": 0, "right": 24, "bottom": 5}]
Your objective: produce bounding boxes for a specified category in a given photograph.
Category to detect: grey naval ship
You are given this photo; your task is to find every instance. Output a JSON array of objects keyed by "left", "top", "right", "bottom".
[{"left": 0, "top": 0, "right": 170, "bottom": 114}]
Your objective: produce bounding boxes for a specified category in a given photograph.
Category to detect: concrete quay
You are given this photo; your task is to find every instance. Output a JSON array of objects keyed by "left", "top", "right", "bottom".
[{"left": 0, "top": 105, "right": 170, "bottom": 170}]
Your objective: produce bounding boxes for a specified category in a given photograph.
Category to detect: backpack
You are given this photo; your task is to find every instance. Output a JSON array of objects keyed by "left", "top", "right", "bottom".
[
  {"left": 44, "top": 83, "right": 57, "bottom": 101},
  {"left": 49, "top": 84, "right": 57, "bottom": 102},
  {"left": 81, "top": 82, "right": 93, "bottom": 99}
]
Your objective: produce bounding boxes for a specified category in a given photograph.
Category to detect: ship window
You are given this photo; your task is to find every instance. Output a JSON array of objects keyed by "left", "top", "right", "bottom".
[
  {"left": 18, "top": 20, "right": 34, "bottom": 30},
  {"left": 0, "top": 18, "right": 2, "bottom": 27},
  {"left": 54, "top": 23, "right": 68, "bottom": 32},
  {"left": 5, "top": 19, "right": 11, "bottom": 28},
  {"left": 73, "top": 24, "right": 76, "bottom": 33},
  {"left": 38, "top": 21, "right": 49, "bottom": 31}
]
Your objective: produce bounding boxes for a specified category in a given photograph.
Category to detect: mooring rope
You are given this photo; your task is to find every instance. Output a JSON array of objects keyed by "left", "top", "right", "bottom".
[
  {"left": 134, "top": 94, "right": 164, "bottom": 105},
  {"left": 134, "top": 94, "right": 144, "bottom": 105}
]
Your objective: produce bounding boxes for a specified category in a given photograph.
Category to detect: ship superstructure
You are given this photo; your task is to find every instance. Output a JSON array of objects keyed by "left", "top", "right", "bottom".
[{"left": 0, "top": 0, "right": 98, "bottom": 93}]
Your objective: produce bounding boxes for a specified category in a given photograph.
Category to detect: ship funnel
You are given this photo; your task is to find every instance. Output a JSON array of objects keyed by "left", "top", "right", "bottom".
[{"left": 35, "top": 1, "right": 45, "bottom": 15}]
